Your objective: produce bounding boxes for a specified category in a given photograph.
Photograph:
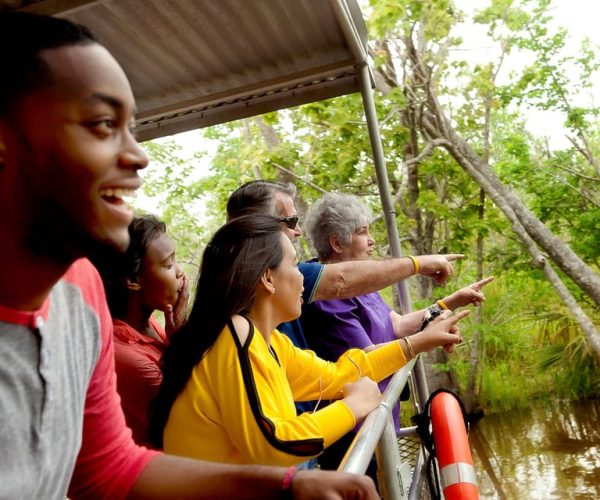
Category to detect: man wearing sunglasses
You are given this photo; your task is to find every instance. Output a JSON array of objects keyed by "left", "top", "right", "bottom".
[
  {"left": 227, "top": 180, "right": 463, "bottom": 352},
  {"left": 278, "top": 215, "right": 300, "bottom": 232}
]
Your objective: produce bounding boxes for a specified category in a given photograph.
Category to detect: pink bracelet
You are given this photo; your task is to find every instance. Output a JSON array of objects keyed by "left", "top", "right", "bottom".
[{"left": 280, "top": 465, "right": 297, "bottom": 499}]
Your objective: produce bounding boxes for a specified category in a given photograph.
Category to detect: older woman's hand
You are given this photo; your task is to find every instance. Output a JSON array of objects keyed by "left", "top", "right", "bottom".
[{"left": 441, "top": 276, "right": 495, "bottom": 310}]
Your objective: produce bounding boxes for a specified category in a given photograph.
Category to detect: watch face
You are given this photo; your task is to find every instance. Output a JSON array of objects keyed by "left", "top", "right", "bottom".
[
  {"left": 430, "top": 307, "right": 443, "bottom": 319},
  {"left": 420, "top": 304, "right": 443, "bottom": 331}
]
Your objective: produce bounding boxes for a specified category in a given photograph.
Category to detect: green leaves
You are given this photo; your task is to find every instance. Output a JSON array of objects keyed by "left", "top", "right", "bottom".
[{"left": 138, "top": 0, "right": 600, "bottom": 408}]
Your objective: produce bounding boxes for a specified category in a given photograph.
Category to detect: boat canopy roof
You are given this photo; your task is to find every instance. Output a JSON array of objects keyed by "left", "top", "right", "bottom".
[{"left": 3, "top": 0, "right": 370, "bottom": 141}]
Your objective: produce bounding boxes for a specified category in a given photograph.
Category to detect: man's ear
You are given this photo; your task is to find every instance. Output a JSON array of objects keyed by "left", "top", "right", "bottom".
[
  {"left": 259, "top": 269, "right": 276, "bottom": 295},
  {"left": 126, "top": 276, "right": 142, "bottom": 292},
  {"left": 329, "top": 234, "right": 343, "bottom": 254}
]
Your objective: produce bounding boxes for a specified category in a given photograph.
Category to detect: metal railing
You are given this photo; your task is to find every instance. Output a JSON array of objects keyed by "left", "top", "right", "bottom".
[{"left": 338, "top": 358, "right": 432, "bottom": 500}]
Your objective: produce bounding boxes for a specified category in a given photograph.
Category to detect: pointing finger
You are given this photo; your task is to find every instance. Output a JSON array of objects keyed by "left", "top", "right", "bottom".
[
  {"left": 443, "top": 254, "right": 465, "bottom": 262},
  {"left": 445, "top": 309, "right": 470, "bottom": 326},
  {"left": 471, "top": 276, "right": 495, "bottom": 290}
]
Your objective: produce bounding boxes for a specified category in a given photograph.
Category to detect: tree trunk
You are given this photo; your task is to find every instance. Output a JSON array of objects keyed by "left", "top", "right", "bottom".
[
  {"left": 427, "top": 123, "right": 600, "bottom": 355},
  {"left": 405, "top": 38, "right": 600, "bottom": 309},
  {"left": 256, "top": 117, "right": 312, "bottom": 260},
  {"left": 465, "top": 188, "right": 485, "bottom": 412},
  {"left": 434, "top": 132, "right": 600, "bottom": 356},
  {"left": 399, "top": 35, "right": 600, "bottom": 356},
  {"left": 443, "top": 122, "right": 600, "bottom": 308},
  {"left": 242, "top": 120, "right": 262, "bottom": 179},
  {"left": 466, "top": 71, "right": 494, "bottom": 411}
]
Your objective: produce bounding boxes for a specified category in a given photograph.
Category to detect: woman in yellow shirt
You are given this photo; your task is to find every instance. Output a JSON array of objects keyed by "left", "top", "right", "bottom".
[{"left": 149, "top": 215, "right": 467, "bottom": 466}]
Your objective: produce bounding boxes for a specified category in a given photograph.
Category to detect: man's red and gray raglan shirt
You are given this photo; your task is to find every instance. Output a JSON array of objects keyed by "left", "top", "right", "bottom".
[{"left": 0, "top": 258, "right": 159, "bottom": 498}]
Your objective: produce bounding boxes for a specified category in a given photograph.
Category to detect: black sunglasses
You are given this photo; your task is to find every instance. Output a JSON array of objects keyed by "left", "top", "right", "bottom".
[{"left": 277, "top": 215, "right": 299, "bottom": 230}]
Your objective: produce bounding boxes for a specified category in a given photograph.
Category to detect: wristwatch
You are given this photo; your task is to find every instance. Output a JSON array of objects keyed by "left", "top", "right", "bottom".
[{"left": 420, "top": 303, "right": 444, "bottom": 331}]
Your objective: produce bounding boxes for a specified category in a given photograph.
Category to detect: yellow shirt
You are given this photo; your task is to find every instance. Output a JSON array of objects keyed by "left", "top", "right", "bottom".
[{"left": 163, "top": 319, "right": 406, "bottom": 466}]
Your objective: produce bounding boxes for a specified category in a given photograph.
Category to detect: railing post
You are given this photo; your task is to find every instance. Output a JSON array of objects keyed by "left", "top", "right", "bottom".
[
  {"left": 356, "top": 62, "right": 431, "bottom": 408},
  {"left": 375, "top": 415, "right": 408, "bottom": 500},
  {"left": 339, "top": 365, "right": 413, "bottom": 472},
  {"left": 340, "top": 29, "right": 433, "bottom": 498},
  {"left": 408, "top": 451, "right": 425, "bottom": 500}
]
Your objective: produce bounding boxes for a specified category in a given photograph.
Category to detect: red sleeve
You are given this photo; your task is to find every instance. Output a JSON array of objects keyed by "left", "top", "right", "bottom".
[
  {"left": 67, "top": 260, "right": 160, "bottom": 499},
  {"left": 113, "top": 340, "right": 163, "bottom": 444}
]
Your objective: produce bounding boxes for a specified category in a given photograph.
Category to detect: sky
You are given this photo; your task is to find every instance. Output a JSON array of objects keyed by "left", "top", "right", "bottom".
[{"left": 453, "top": 0, "right": 600, "bottom": 147}]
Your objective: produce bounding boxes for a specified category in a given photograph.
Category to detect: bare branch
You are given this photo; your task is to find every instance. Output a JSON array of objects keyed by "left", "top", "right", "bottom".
[
  {"left": 271, "top": 162, "right": 327, "bottom": 194},
  {"left": 567, "top": 134, "right": 600, "bottom": 178},
  {"left": 405, "top": 138, "right": 450, "bottom": 167},
  {"left": 379, "top": 105, "right": 402, "bottom": 127},
  {"left": 552, "top": 162, "right": 600, "bottom": 183},
  {"left": 550, "top": 175, "right": 600, "bottom": 209}
]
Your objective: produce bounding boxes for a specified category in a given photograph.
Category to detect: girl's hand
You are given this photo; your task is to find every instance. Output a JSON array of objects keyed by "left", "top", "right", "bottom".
[
  {"left": 341, "top": 377, "right": 382, "bottom": 422},
  {"left": 165, "top": 274, "right": 190, "bottom": 337},
  {"left": 409, "top": 310, "right": 469, "bottom": 354}
]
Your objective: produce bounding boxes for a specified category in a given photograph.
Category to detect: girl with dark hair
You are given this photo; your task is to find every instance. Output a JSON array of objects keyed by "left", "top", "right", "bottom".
[
  {"left": 97, "top": 214, "right": 188, "bottom": 446},
  {"left": 149, "top": 215, "right": 468, "bottom": 466}
]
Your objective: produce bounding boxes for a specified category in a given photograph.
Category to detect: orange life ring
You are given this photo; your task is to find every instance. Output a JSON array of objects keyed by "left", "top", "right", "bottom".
[{"left": 430, "top": 391, "right": 479, "bottom": 500}]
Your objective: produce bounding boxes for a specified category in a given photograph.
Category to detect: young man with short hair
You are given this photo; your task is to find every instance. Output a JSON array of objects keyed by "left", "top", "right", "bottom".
[{"left": 0, "top": 12, "right": 377, "bottom": 499}]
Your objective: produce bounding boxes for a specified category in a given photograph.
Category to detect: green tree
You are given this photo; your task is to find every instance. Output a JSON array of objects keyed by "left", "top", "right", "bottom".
[{"left": 139, "top": 0, "right": 600, "bottom": 407}]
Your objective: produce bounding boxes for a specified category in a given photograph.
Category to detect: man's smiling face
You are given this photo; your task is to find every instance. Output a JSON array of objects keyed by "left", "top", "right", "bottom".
[{"left": 0, "top": 43, "right": 148, "bottom": 261}]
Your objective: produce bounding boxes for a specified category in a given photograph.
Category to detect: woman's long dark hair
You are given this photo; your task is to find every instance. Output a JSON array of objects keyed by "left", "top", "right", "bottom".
[{"left": 148, "top": 215, "right": 284, "bottom": 447}]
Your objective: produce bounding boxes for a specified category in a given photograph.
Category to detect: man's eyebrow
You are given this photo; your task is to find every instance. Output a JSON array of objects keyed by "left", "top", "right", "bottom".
[{"left": 88, "top": 92, "right": 137, "bottom": 114}]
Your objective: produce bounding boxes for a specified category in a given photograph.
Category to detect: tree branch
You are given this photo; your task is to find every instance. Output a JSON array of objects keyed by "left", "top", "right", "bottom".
[
  {"left": 271, "top": 163, "right": 327, "bottom": 194},
  {"left": 550, "top": 175, "right": 600, "bottom": 209},
  {"left": 566, "top": 135, "right": 600, "bottom": 178},
  {"left": 552, "top": 162, "right": 600, "bottom": 183},
  {"left": 404, "top": 138, "right": 450, "bottom": 167}
]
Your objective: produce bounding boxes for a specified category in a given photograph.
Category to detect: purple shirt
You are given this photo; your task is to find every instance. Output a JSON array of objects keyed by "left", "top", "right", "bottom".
[{"left": 302, "top": 291, "right": 401, "bottom": 431}]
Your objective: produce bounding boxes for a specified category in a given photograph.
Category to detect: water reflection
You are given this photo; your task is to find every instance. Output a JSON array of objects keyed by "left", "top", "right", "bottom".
[{"left": 470, "top": 399, "right": 600, "bottom": 499}]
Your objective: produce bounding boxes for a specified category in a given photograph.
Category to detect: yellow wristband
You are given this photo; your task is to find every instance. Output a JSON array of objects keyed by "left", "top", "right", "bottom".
[
  {"left": 437, "top": 299, "right": 449, "bottom": 310},
  {"left": 408, "top": 255, "right": 420, "bottom": 274}
]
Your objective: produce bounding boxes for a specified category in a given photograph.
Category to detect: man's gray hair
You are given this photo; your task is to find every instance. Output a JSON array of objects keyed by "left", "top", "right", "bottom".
[
  {"left": 304, "top": 192, "right": 372, "bottom": 260},
  {"left": 227, "top": 180, "right": 297, "bottom": 220}
]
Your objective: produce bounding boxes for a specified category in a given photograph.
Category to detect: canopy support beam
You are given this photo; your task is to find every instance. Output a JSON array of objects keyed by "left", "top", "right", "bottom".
[{"left": 357, "top": 63, "right": 430, "bottom": 403}]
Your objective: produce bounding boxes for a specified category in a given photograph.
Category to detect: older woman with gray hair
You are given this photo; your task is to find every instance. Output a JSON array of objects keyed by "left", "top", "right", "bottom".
[
  {"left": 301, "top": 192, "right": 494, "bottom": 471},
  {"left": 305, "top": 192, "right": 376, "bottom": 265}
]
